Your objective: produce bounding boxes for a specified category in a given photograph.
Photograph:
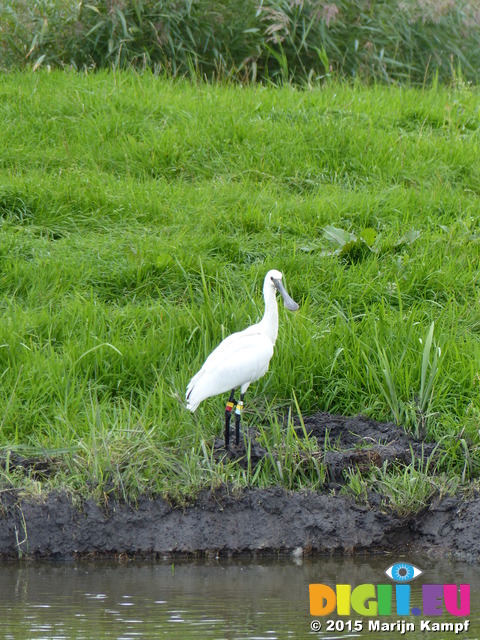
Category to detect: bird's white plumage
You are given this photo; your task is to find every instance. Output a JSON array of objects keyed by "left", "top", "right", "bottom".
[
  {"left": 186, "top": 329, "right": 273, "bottom": 411},
  {"left": 185, "top": 269, "right": 297, "bottom": 412}
]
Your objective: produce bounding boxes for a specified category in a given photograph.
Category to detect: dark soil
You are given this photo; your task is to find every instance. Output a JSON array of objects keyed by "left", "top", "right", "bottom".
[
  {"left": 215, "top": 411, "right": 436, "bottom": 484},
  {"left": 0, "top": 412, "right": 478, "bottom": 561}
]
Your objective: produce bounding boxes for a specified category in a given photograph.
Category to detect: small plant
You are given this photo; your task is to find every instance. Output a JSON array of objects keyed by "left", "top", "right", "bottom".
[
  {"left": 344, "top": 449, "right": 459, "bottom": 517},
  {"left": 251, "top": 399, "right": 327, "bottom": 492},
  {"left": 321, "top": 225, "right": 378, "bottom": 264},
  {"left": 364, "top": 321, "right": 442, "bottom": 437}
]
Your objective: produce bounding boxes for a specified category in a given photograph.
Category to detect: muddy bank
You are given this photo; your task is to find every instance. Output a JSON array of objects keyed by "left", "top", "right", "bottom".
[
  {"left": 0, "top": 488, "right": 478, "bottom": 561},
  {"left": 0, "top": 412, "right": 478, "bottom": 560}
]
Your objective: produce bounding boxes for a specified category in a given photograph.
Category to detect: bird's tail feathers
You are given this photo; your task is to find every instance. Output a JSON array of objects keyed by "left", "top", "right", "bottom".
[
  {"left": 186, "top": 397, "right": 200, "bottom": 412},
  {"left": 185, "top": 371, "right": 203, "bottom": 412}
]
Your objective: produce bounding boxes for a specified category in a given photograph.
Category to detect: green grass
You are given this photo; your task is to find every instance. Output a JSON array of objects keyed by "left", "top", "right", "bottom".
[
  {"left": 342, "top": 451, "right": 461, "bottom": 516},
  {"left": 1, "top": 70, "right": 480, "bottom": 510}
]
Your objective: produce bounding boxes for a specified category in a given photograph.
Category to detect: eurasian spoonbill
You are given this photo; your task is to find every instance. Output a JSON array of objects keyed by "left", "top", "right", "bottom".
[{"left": 186, "top": 270, "right": 299, "bottom": 447}]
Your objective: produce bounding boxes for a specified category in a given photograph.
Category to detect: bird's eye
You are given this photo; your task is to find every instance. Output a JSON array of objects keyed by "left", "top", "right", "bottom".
[{"left": 385, "top": 563, "right": 423, "bottom": 583}]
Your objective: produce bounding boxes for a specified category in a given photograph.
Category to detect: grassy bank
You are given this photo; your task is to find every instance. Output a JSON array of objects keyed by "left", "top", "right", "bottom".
[{"left": 0, "top": 71, "right": 480, "bottom": 510}]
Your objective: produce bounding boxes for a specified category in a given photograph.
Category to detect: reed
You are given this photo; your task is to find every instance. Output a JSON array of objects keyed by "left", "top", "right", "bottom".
[{"left": 1, "top": 1, "right": 480, "bottom": 84}]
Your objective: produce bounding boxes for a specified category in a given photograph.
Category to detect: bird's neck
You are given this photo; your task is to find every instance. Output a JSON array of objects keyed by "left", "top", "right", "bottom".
[{"left": 259, "top": 286, "right": 279, "bottom": 344}]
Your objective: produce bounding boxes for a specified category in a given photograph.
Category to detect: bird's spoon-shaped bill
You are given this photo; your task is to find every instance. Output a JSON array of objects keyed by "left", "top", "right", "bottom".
[{"left": 272, "top": 277, "right": 299, "bottom": 311}]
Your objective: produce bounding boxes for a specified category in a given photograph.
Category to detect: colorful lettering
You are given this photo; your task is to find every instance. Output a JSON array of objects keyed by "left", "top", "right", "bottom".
[{"left": 444, "top": 584, "right": 470, "bottom": 617}]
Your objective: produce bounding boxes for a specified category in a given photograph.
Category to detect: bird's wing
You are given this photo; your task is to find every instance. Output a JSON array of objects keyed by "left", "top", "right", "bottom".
[
  {"left": 187, "top": 325, "right": 260, "bottom": 390},
  {"left": 186, "top": 331, "right": 274, "bottom": 410}
]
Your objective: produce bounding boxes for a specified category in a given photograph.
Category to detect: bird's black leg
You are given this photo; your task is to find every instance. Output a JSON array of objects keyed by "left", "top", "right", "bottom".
[
  {"left": 225, "top": 389, "right": 236, "bottom": 448},
  {"left": 235, "top": 392, "right": 246, "bottom": 446}
]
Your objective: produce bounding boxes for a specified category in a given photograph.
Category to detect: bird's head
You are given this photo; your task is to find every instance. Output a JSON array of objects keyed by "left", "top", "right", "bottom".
[{"left": 265, "top": 270, "right": 299, "bottom": 311}]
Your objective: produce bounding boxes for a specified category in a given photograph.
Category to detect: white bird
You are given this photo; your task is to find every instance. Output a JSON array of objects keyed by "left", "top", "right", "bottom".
[{"left": 186, "top": 269, "right": 299, "bottom": 448}]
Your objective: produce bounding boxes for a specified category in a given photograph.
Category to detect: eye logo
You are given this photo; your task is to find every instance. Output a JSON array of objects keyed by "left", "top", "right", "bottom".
[{"left": 385, "top": 562, "right": 423, "bottom": 583}]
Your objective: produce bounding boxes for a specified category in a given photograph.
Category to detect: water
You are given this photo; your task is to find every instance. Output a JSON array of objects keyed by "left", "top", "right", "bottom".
[{"left": 0, "top": 555, "right": 477, "bottom": 639}]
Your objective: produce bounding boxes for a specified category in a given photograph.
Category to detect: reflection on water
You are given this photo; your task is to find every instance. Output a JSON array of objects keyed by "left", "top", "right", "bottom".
[{"left": 0, "top": 555, "right": 477, "bottom": 639}]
